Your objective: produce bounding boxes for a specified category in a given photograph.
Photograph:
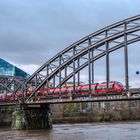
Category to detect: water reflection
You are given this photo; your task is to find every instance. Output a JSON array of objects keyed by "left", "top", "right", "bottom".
[{"left": 0, "top": 122, "right": 140, "bottom": 140}]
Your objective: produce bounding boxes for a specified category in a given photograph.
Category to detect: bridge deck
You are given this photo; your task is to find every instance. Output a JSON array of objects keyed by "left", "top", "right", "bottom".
[{"left": 0, "top": 88, "right": 140, "bottom": 106}]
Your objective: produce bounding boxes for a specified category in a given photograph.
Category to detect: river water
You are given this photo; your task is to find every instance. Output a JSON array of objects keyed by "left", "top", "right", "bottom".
[{"left": 0, "top": 122, "right": 140, "bottom": 140}]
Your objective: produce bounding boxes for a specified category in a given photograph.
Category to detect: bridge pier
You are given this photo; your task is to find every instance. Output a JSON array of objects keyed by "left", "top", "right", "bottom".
[{"left": 12, "top": 104, "right": 52, "bottom": 130}]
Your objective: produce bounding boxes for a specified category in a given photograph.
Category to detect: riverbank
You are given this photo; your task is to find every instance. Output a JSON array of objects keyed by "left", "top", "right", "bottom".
[
  {"left": 51, "top": 101, "right": 140, "bottom": 123},
  {"left": 1, "top": 100, "right": 140, "bottom": 126}
]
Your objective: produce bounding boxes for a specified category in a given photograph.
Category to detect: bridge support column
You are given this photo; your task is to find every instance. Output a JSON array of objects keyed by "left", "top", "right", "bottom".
[{"left": 12, "top": 104, "right": 52, "bottom": 130}]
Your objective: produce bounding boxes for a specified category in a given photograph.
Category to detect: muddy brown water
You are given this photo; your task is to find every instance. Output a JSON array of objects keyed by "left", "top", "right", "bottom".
[{"left": 0, "top": 122, "right": 140, "bottom": 140}]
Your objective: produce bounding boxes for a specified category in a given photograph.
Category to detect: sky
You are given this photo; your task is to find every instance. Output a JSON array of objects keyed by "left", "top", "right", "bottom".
[{"left": 0, "top": 0, "right": 140, "bottom": 87}]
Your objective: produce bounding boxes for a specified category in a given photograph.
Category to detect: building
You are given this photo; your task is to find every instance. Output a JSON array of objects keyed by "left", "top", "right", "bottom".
[{"left": 0, "top": 58, "right": 29, "bottom": 78}]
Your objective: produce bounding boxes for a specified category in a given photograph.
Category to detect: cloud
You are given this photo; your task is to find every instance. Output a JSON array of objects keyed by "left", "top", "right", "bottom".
[
  {"left": 15, "top": 64, "right": 40, "bottom": 75},
  {"left": 0, "top": 0, "right": 140, "bottom": 87}
]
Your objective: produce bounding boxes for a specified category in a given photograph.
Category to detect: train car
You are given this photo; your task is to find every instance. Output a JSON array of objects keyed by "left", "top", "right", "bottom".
[
  {"left": 35, "top": 81, "right": 124, "bottom": 99},
  {"left": 6, "top": 93, "right": 16, "bottom": 100},
  {"left": 0, "top": 81, "right": 124, "bottom": 101},
  {"left": 96, "top": 81, "right": 124, "bottom": 94},
  {"left": 0, "top": 93, "right": 15, "bottom": 101},
  {"left": 0, "top": 92, "right": 23, "bottom": 101},
  {"left": 43, "top": 81, "right": 124, "bottom": 98},
  {"left": 47, "top": 86, "right": 74, "bottom": 98}
]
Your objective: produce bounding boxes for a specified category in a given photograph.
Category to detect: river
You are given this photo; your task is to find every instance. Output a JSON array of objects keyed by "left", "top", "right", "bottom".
[{"left": 0, "top": 122, "right": 140, "bottom": 140}]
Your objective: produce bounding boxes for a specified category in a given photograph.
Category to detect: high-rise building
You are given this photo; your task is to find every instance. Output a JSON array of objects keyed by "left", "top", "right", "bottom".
[{"left": 0, "top": 58, "right": 30, "bottom": 78}]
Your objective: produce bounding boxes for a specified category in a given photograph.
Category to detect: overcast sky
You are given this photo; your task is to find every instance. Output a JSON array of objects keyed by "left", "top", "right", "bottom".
[{"left": 0, "top": 0, "right": 140, "bottom": 87}]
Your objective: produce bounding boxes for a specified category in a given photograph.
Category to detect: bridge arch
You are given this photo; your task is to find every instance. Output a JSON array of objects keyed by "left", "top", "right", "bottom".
[{"left": 12, "top": 15, "right": 140, "bottom": 103}]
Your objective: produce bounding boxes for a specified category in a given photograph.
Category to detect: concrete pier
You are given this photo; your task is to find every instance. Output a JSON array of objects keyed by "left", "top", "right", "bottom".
[{"left": 12, "top": 104, "right": 52, "bottom": 130}]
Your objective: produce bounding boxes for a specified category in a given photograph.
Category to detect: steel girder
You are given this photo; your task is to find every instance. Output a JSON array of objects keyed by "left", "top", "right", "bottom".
[
  {"left": 11, "top": 15, "right": 140, "bottom": 103},
  {"left": 0, "top": 76, "right": 25, "bottom": 90},
  {"left": 0, "top": 76, "right": 28, "bottom": 101}
]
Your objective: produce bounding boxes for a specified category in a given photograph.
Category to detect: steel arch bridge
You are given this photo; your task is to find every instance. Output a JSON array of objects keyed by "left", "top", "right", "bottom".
[
  {"left": 1, "top": 15, "right": 140, "bottom": 104},
  {"left": 0, "top": 76, "right": 29, "bottom": 102}
]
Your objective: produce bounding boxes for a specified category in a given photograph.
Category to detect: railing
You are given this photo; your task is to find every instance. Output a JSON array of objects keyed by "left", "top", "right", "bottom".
[{"left": 0, "top": 88, "right": 140, "bottom": 105}]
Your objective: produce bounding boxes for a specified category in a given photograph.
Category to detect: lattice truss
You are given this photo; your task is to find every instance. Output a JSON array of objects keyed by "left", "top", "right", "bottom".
[
  {"left": 0, "top": 76, "right": 27, "bottom": 100},
  {"left": 1, "top": 15, "right": 140, "bottom": 103}
]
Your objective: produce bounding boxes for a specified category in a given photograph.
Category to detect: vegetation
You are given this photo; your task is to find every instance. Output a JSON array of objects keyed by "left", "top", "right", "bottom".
[
  {"left": 1, "top": 101, "right": 140, "bottom": 126},
  {"left": 51, "top": 101, "right": 140, "bottom": 123}
]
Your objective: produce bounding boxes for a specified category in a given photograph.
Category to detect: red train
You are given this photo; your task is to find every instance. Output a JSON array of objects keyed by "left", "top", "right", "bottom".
[
  {"left": 0, "top": 81, "right": 124, "bottom": 101},
  {"left": 41, "top": 81, "right": 124, "bottom": 98}
]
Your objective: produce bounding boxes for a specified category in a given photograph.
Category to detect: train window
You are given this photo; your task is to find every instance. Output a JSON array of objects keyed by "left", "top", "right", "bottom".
[
  {"left": 112, "top": 81, "right": 123, "bottom": 87},
  {"left": 55, "top": 91, "right": 59, "bottom": 94},
  {"left": 48, "top": 91, "right": 52, "bottom": 94},
  {"left": 75, "top": 89, "right": 80, "bottom": 93},
  {"left": 97, "top": 84, "right": 115, "bottom": 89},
  {"left": 83, "top": 88, "right": 89, "bottom": 91},
  {"left": 79, "top": 89, "right": 83, "bottom": 92},
  {"left": 117, "top": 82, "right": 123, "bottom": 86},
  {"left": 60, "top": 91, "right": 64, "bottom": 94},
  {"left": 101, "top": 85, "right": 106, "bottom": 89},
  {"left": 97, "top": 85, "right": 107, "bottom": 89}
]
